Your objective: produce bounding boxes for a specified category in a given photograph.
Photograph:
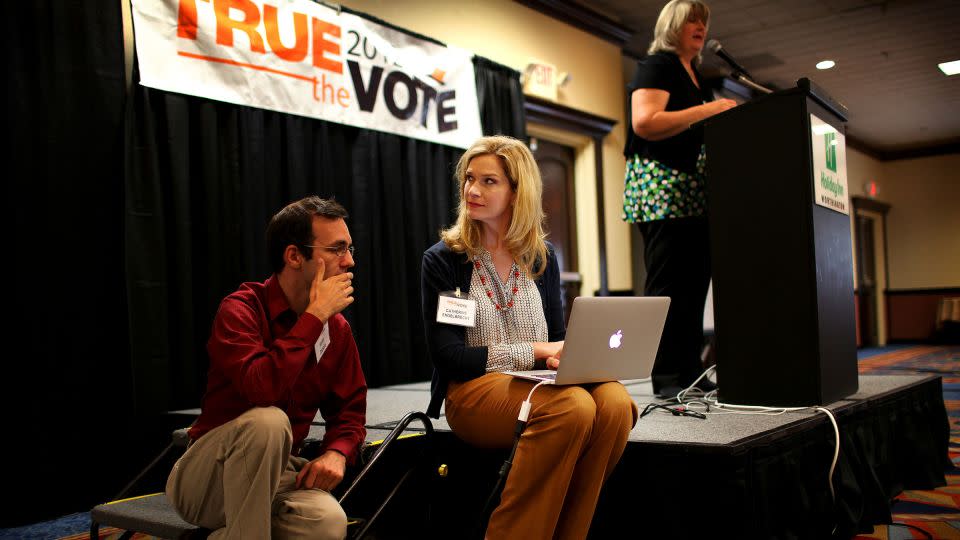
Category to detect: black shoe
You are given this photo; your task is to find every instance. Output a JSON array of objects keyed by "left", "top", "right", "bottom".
[
  {"left": 691, "top": 377, "right": 717, "bottom": 393},
  {"left": 658, "top": 378, "right": 716, "bottom": 400},
  {"left": 655, "top": 385, "right": 684, "bottom": 401}
]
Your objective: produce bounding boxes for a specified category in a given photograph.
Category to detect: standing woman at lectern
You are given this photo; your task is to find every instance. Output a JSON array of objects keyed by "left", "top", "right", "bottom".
[{"left": 622, "top": 0, "right": 736, "bottom": 397}]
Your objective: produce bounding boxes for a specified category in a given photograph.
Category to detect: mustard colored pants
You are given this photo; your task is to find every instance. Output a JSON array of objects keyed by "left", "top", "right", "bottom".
[{"left": 446, "top": 373, "right": 638, "bottom": 539}]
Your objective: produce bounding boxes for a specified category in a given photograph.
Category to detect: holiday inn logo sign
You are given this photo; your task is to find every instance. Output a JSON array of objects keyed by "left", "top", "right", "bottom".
[
  {"left": 811, "top": 114, "right": 849, "bottom": 215},
  {"left": 824, "top": 131, "right": 837, "bottom": 173}
]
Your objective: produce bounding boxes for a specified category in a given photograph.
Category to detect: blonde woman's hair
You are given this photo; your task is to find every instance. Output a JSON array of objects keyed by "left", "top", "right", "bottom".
[
  {"left": 647, "top": 0, "right": 710, "bottom": 62},
  {"left": 441, "top": 135, "right": 548, "bottom": 278}
]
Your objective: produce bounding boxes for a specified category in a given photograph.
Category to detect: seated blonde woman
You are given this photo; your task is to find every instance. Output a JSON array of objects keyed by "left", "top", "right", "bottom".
[{"left": 421, "top": 135, "right": 638, "bottom": 539}]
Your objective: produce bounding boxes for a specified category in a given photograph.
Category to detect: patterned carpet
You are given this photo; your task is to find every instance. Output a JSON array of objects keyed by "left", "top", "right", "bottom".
[
  {"left": 854, "top": 345, "right": 960, "bottom": 540},
  {"left": 0, "top": 512, "right": 144, "bottom": 540}
]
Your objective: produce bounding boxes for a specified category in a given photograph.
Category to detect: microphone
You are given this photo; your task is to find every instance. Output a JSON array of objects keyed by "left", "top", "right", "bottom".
[{"left": 707, "top": 39, "right": 752, "bottom": 79}]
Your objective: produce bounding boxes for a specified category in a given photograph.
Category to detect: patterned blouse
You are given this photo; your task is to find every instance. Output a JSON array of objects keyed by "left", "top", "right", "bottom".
[
  {"left": 622, "top": 145, "right": 707, "bottom": 223},
  {"left": 465, "top": 249, "right": 548, "bottom": 372}
]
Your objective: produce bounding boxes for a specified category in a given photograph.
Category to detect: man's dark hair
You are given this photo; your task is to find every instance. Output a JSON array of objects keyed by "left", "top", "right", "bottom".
[{"left": 266, "top": 196, "right": 349, "bottom": 273}]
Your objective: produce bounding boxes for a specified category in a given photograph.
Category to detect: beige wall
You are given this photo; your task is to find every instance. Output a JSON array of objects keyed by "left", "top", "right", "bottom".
[
  {"left": 341, "top": 0, "right": 632, "bottom": 295},
  {"left": 846, "top": 148, "right": 887, "bottom": 198},
  {"left": 878, "top": 153, "right": 960, "bottom": 289},
  {"left": 846, "top": 148, "right": 960, "bottom": 290}
]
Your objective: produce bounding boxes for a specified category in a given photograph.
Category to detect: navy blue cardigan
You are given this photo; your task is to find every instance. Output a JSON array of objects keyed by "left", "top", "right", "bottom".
[{"left": 420, "top": 240, "right": 566, "bottom": 418}]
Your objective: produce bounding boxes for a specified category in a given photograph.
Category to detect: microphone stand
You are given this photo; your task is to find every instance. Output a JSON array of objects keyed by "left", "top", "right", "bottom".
[{"left": 732, "top": 71, "right": 773, "bottom": 95}]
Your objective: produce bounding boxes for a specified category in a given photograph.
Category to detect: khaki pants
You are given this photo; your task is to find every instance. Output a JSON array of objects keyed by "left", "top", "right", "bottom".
[
  {"left": 446, "top": 373, "right": 638, "bottom": 540},
  {"left": 166, "top": 407, "right": 347, "bottom": 539}
]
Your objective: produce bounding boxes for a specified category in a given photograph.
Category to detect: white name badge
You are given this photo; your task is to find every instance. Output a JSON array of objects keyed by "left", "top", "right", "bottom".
[
  {"left": 436, "top": 293, "right": 477, "bottom": 327},
  {"left": 314, "top": 322, "right": 331, "bottom": 363}
]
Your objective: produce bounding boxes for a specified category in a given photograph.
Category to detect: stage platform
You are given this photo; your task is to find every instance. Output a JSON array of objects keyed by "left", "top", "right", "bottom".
[{"left": 170, "top": 373, "right": 949, "bottom": 539}]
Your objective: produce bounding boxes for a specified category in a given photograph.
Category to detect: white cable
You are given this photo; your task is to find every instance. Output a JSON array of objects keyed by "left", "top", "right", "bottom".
[
  {"left": 676, "top": 365, "right": 717, "bottom": 402},
  {"left": 713, "top": 401, "right": 809, "bottom": 412},
  {"left": 525, "top": 379, "right": 549, "bottom": 402},
  {"left": 695, "top": 401, "right": 841, "bottom": 534},
  {"left": 815, "top": 407, "right": 840, "bottom": 503},
  {"left": 670, "top": 367, "right": 842, "bottom": 525},
  {"left": 518, "top": 380, "right": 550, "bottom": 422},
  {"left": 673, "top": 366, "right": 809, "bottom": 415},
  {"left": 704, "top": 407, "right": 794, "bottom": 416}
]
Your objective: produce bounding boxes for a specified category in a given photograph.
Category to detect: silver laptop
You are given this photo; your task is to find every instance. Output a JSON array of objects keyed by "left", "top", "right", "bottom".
[{"left": 504, "top": 296, "right": 670, "bottom": 385}]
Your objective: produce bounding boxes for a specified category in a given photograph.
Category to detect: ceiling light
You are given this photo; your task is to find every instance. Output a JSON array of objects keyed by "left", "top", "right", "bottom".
[
  {"left": 938, "top": 60, "right": 960, "bottom": 76},
  {"left": 816, "top": 60, "right": 835, "bottom": 70}
]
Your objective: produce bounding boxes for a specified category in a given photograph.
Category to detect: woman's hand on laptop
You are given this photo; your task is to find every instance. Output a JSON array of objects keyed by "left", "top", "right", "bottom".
[
  {"left": 533, "top": 341, "right": 564, "bottom": 361},
  {"left": 533, "top": 341, "right": 564, "bottom": 370}
]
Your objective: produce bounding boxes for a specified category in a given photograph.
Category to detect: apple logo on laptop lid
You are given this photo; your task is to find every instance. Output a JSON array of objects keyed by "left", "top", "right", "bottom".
[{"left": 609, "top": 330, "right": 623, "bottom": 349}]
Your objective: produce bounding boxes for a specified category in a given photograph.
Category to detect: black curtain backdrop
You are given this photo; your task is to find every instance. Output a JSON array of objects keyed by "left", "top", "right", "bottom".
[
  {"left": 474, "top": 56, "right": 528, "bottom": 137},
  {"left": 7, "top": 3, "right": 525, "bottom": 525},
  {"left": 126, "top": 35, "right": 526, "bottom": 415},
  {"left": 7, "top": 0, "right": 131, "bottom": 527},
  {"left": 125, "top": 88, "right": 462, "bottom": 412}
]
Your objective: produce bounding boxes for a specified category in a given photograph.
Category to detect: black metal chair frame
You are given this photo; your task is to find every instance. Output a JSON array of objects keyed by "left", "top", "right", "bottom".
[
  {"left": 90, "top": 411, "right": 435, "bottom": 540},
  {"left": 340, "top": 411, "right": 435, "bottom": 539}
]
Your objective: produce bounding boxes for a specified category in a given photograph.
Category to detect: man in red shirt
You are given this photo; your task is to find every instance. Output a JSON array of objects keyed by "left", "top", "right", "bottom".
[{"left": 166, "top": 196, "right": 367, "bottom": 540}]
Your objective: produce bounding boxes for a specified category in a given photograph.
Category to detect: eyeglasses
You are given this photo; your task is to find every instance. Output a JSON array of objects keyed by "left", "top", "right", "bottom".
[
  {"left": 303, "top": 244, "right": 356, "bottom": 258},
  {"left": 640, "top": 403, "right": 707, "bottom": 420}
]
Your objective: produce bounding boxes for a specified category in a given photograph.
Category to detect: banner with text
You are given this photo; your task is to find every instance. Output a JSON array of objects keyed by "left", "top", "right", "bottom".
[{"left": 132, "top": 0, "right": 483, "bottom": 148}]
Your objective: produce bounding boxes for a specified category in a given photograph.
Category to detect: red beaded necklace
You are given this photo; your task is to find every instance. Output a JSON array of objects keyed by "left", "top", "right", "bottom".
[{"left": 474, "top": 259, "right": 521, "bottom": 310}]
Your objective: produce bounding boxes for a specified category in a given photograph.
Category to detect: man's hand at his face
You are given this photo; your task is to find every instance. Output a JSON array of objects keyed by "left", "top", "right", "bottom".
[
  {"left": 295, "top": 450, "right": 347, "bottom": 492},
  {"left": 305, "top": 258, "right": 354, "bottom": 323}
]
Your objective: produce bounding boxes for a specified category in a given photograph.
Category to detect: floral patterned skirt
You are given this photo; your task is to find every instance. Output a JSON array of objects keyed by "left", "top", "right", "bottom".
[{"left": 621, "top": 147, "right": 707, "bottom": 223}]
